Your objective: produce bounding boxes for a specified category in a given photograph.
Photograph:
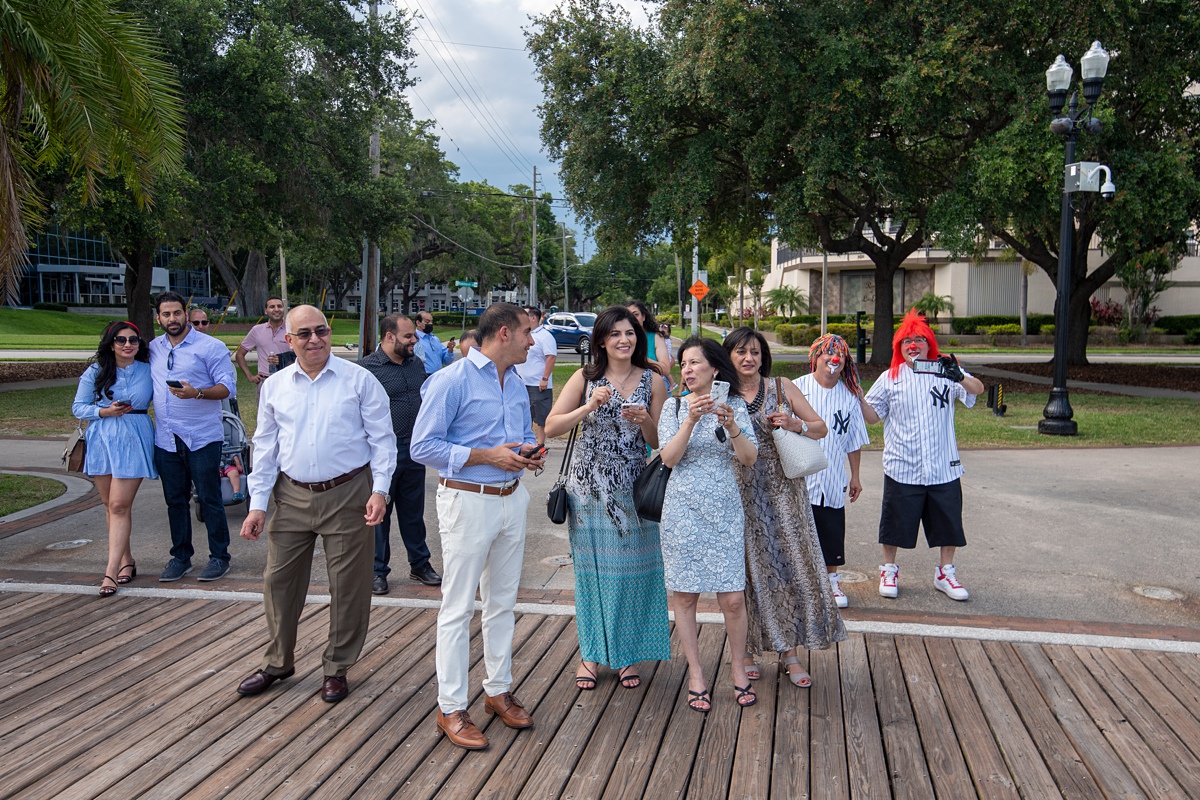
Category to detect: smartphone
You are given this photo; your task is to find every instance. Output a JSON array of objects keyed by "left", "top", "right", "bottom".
[
  {"left": 621, "top": 401, "right": 645, "bottom": 409},
  {"left": 114, "top": 399, "right": 131, "bottom": 407},
  {"left": 709, "top": 380, "right": 730, "bottom": 407},
  {"left": 911, "top": 359, "right": 944, "bottom": 376},
  {"left": 166, "top": 380, "right": 184, "bottom": 388}
]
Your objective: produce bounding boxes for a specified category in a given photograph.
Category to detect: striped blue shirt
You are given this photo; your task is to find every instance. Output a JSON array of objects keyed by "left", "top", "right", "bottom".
[
  {"left": 149, "top": 327, "right": 237, "bottom": 451},
  {"left": 864, "top": 364, "right": 975, "bottom": 486},
  {"left": 794, "top": 374, "right": 871, "bottom": 508},
  {"left": 410, "top": 347, "right": 535, "bottom": 483}
]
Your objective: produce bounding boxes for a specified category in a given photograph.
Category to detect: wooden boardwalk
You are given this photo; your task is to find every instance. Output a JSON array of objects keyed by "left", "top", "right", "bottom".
[{"left": 2, "top": 590, "right": 1200, "bottom": 799}]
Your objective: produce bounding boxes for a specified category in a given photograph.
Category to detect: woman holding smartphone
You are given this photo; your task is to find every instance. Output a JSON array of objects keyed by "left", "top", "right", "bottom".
[
  {"left": 724, "top": 327, "right": 844, "bottom": 689},
  {"left": 658, "top": 337, "right": 758, "bottom": 712},
  {"left": 545, "top": 306, "right": 670, "bottom": 691},
  {"left": 71, "top": 321, "right": 157, "bottom": 596}
]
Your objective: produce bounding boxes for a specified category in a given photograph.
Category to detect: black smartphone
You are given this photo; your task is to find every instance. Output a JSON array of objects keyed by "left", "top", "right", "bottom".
[
  {"left": 166, "top": 380, "right": 184, "bottom": 388},
  {"left": 114, "top": 399, "right": 131, "bottom": 407}
]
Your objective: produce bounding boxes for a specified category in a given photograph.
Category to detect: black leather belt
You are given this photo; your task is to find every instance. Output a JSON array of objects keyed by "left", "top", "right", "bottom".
[
  {"left": 285, "top": 464, "right": 368, "bottom": 492},
  {"left": 124, "top": 409, "right": 149, "bottom": 414}
]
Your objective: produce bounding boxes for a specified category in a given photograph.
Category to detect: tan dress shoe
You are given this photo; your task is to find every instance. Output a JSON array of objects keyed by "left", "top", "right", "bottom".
[
  {"left": 484, "top": 691, "right": 534, "bottom": 729},
  {"left": 437, "top": 709, "right": 488, "bottom": 750}
]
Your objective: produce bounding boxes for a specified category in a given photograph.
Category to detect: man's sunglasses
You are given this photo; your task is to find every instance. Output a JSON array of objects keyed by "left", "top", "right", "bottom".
[
  {"left": 113, "top": 335, "right": 140, "bottom": 346},
  {"left": 191, "top": 320, "right": 210, "bottom": 327},
  {"left": 289, "top": 326, "right": 331, "bottom": 341}
]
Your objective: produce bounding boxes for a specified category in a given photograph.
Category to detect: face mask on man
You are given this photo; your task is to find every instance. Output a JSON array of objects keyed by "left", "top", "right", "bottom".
[{"left": 422, "top": 323, "right": 434, "bottom": 334}]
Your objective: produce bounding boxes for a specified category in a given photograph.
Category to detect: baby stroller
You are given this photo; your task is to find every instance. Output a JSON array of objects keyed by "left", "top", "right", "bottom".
[{"left": 195, "top": 397, "right": 252, "bottom": 522}]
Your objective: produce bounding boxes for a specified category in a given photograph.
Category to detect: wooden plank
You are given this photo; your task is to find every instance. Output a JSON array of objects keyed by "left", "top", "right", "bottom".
[
  {"left": 893, "top": 635, "right": 973, "bottom": 800},
  {"left": 601, "top": 623, "right": 687, "bottom": 800},
  {"left": 771, "top": 647, "right": 810, "bottom": 800},
  {"left": 1071, "top": 646, "right": 1200, "bottom": 796},
  {"left": 638, "top": 624, "right": 726, "bottom": 800},
  {"left": 345, "top": 614, "right": 544, "bottom": 800},
  {"left": 727, "top": 650, "right": 778, "bottom": 800},
  {"left": 1008, "top": 642, "right": 1144, "bottom": 800},
  {"left": 980, "top": 641, "right": 1100, "bottom": 800},
  {"left": 41, "top": 604, "right": 338, "bottom": 796},
  {"left": 304, "top": 613, "right": 483, "bottom": 800},
  {"left": 0, "top": 601, "right": 258, "bottom": 747},
  {"left": 838, "top": 636, "right": 890, "bottom": 800},
  {"left": 0, "top": 594, "right": 95, "bottom": 655},
  {"left": 1161, "top": 650, "right": 1200, "bottom": 690},
  {"left": 865, "top": 634, "right": 933, "bottom": 800},
  {"left": 685, "top": 630, "right": 741, "bottom": 800},
  {"left": 952, "top": 639, "right": 1062, "bottom": 800},
  {"left": 361, "top": 614, "right": 572, "bottom": 800},
  {"left": 809, "top": 645, "right": 849, "bottom": 800},
  {"left": 418, "top": 616, "right": 579, "bottom": 800},
  {"left": 1132, "top": 650, "right": 1200, "bottom": 735},
  {"left": 923, "top": 637, "right": 1019, "bottom": 800},
  {"left": 0, "top": 594, "right": 164, "bottom": 666}
]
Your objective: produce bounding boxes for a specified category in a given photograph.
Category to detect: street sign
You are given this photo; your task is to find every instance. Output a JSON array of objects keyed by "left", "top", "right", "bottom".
[
  {"left": 689, "top": 280, "right": 710, "bottom": 301},
  {"left": 455, "top": 280, "right": 478, "bottom": 288}
]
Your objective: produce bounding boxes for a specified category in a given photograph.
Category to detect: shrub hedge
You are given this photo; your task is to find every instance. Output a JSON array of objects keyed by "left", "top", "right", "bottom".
[
  {"left": 33, "top": 302, "right": 70, "bottom": 312},
  {"left": 1184, "top": 328, "right": 1200, "bottom": 345},
  {"left": 1158, "top": 315, "right": 1200, "bottom": 335},
  {"left": 951, "top": 314, "right": 1054, "bottom": 334}
]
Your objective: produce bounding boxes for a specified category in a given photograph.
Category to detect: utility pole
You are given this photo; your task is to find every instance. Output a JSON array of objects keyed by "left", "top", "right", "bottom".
[
  {"left": 820, "top": 248, "right": 828, "bottom": 335},
  {"left": 530, "top": 167, "right": 538, "bottom": 307},
  {"left": 561, "top": 222, "right": 568, "bottom": 311},
  {"left": 279, "top": 243, "right": 288, "bottom": 308},
  {"left": 360, "top": 0, "right": 382, "bottom": 354},
  {"left": 691, "top": 222, "right": 699, "bottom": 336}
]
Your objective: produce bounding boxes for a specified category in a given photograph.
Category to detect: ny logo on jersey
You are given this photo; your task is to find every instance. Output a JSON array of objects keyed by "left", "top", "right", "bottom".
[
  {"left": 832, "top": 409, "right": 852, "bottom": 435},
  {"left": 929, "top": 385, "right": 951, "bottom": 409}
]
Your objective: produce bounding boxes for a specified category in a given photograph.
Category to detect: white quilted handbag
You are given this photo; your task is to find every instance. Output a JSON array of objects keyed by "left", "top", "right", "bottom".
[{"left": 772, "top": 378, "right": 828, "bottom": 479}]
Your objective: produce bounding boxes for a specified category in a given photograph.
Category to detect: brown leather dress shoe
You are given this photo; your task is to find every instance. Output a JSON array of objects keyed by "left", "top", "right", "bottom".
[
  {"left": 321, "top": 675, "right": 349, "bottom": 703},
  {"left": 484, "top": 691, "right": 534, "bottom": 729},
  {"left": 437, "top": 709, "right": 488, "bottom": 750},
  {"left": 237, "top": 668, "right": 295, "bottom": 697}
]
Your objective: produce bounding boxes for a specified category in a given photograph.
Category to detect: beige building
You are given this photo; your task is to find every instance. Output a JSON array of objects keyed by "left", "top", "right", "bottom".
[{"left": 743, "top": 234, "right": 1200, "bottom": 321}]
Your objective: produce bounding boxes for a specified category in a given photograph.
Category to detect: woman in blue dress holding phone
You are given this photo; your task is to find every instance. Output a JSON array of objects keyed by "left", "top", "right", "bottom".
[{"left": 71, "top": 321, "right": 157, "bottom": 596}]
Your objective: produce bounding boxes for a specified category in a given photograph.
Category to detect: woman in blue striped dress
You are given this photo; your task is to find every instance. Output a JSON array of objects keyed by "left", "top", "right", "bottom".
[{"left": 545, "top": 306, "right": 670, "bottom": 690}]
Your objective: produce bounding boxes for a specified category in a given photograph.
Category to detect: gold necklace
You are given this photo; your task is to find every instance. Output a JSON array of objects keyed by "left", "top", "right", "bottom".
[{"left": 608, "top": 366, "right": 639, "bottom": 394}]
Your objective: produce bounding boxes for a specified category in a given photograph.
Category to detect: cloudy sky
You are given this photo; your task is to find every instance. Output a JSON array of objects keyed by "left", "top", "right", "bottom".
[{"left": 393, "top": 0, "right": 651, "bottom": 257}]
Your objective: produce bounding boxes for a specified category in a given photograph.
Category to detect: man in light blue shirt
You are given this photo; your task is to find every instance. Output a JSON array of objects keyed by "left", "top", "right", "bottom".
[
  {"left": 413, "top": 310, "right": 455, "bottom": 374},
  {"left": 411, "top": 302, "right": 546, "bottom": 750},
  {"left": 149, "top": 291, "right": 238, "bottom": 583}
]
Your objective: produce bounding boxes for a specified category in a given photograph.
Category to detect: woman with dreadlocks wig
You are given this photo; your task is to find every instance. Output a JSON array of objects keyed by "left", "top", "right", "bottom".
[
  {"left": 794, "top": 334, "right": 879, "bottom": 610},
  {"left": 863, "top": 309, "right": 984, "bottom": 602}
]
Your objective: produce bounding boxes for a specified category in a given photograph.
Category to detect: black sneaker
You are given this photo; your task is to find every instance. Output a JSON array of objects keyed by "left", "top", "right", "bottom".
[
  {"left": 409, "top": 564, "right": 442, "bottom": 586},
  {"left": 159, "top": 559, "right": 192, "bottom": 582},
  {"left": 372, "top": 575, "right": 389, "bottom": 595},
  {"left": 197, "top": 558, "right": 230, "bottom": 582}
]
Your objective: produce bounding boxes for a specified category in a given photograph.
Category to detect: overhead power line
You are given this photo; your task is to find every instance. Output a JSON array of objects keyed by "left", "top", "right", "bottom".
[{"left": 410, "top": 214, "right": 531, "bottom": 269}]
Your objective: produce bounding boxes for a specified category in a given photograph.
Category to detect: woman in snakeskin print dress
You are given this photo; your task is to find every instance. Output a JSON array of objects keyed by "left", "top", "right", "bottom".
[
  {"left": 724, "top": 328, "right": 846, "bottom": 688},
  {"left": 545, "top": 307, "right": 670, "bottom": 691}
]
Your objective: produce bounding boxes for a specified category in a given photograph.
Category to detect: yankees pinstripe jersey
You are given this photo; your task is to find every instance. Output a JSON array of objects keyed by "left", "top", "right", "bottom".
[
  {"left": 794, "top": 374, "right": 870, "bottom": 508},
  {"left": 864, "top": 365, "right": 976, "bottom": 486}
]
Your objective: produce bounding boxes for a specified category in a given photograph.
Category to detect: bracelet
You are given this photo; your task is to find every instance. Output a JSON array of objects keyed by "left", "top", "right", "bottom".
[{"left": 730, "top": 427, "right": 742, "bottom": 440}]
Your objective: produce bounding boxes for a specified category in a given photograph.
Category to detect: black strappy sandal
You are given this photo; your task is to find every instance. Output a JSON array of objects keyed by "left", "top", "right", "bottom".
[
  {"left": 575, "top": 662, "right": 598, "bottom": 690},
  {"left": 618, "top": 666, "right": 640, "bottom": 689},
  {"left": 99, "top": 576, "right": 118, "bottom": 597},
  {"left": 688, "top": 689, "right": 712, "bottom": 713},
  {"left": 733, "top": 683, "right": 757, "bottom": 707},
  {"left": 116, "top": 563, "right": 137, "bottom": 584}
]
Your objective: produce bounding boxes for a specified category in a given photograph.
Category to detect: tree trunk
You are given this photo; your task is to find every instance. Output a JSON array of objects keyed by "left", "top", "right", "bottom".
[
  {"left": 869, "top": 262, "right": 898, "bottom": 365},
  {"left": 121, "top": 239, "right": 157, "bottom": 337},
  {"left": 201, "top": 237, "right": 241, "bottom": 307},
  {"left": 241, "top": 248, "right": 268, "bottom": 318}
]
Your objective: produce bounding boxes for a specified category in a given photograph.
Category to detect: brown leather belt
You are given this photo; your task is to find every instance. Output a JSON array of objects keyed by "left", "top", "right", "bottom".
[
  {"left": 438, "top": 477, "right": 520, "bottom": 496},
  {"left": 285, "top": 464, "right": 368, "bottom": 492}
]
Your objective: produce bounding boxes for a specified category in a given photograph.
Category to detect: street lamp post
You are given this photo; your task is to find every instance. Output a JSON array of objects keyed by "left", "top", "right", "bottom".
[{"left": 1039, "top": 41, "right": 1110, "bottom": 436}]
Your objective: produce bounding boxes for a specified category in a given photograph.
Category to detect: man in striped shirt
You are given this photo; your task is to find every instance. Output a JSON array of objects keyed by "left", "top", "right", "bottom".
[{"left": 864, "top": 310, "right": 984, "bottom": 601}]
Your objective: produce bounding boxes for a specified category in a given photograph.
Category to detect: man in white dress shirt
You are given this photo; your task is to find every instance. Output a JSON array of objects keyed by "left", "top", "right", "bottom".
[
  {"left": 864, "top": 310, "right": 984, "bottom": 602},
  {"left": 236, "top": 305, "right": 397, "bottom": 703},
  {"left": 518, "top": 307, "right": 557, "bottom": 446}
]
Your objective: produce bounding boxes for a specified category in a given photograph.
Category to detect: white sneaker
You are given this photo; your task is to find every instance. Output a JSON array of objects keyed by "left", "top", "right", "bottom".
[
  {"left": 935, "top": 564, "right": 969, "bottom": 601},
  {"left": 879, "top": 564, "right": 899, "bottom": 598},
  {"left": 829, "top": 573, "right": 849, "bottom": 608}
]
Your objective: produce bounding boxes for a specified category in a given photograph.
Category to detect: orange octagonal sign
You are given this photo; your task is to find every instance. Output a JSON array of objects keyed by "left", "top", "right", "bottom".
[{"left": 688, "top": 280, "right": 709, "bottom": 301}]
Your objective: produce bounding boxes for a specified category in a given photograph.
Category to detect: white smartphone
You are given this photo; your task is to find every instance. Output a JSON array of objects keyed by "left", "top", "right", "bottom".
[
  {"left": 709, "top": 380, "right": 730, "bottom": 407},
  {"left": 911, "top": 359, "right": 943, "bottom": 375},
  {"left": 621, "top": 400, "right": 645, "bottom": 409}
]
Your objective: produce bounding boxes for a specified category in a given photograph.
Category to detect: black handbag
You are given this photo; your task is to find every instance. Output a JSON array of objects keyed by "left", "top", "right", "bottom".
[
  {"left": 632, "top": 398, "right": 680, "bottom": 522},
  {"left": 546, "top": 424, "right": 579, "bottom": 524}
]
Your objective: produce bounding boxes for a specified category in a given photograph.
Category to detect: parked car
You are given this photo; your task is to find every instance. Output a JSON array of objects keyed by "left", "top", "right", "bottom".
[{"left": 545, "top": 312, "right": 596, "bottom": 353}]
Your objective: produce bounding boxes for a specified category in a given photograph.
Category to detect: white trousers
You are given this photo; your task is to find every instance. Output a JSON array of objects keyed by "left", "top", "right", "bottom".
[{"left": 435, "top": 482, "right": 530, "bottom": 712}]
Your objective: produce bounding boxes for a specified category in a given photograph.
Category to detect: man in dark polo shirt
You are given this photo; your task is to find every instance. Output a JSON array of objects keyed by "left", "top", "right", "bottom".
[{"left": 360, "top": 313, "right": 441, "bottom": 594}]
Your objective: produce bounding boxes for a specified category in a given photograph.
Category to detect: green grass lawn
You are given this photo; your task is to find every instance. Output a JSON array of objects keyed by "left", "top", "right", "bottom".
[{"left": 0, "top": 473, "right": 66, "bottom": 515}]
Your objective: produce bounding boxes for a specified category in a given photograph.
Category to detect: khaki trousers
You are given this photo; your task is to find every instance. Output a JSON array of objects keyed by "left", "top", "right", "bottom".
[{"left": 261, "top": 468, "right": 373, "bottom": 677}]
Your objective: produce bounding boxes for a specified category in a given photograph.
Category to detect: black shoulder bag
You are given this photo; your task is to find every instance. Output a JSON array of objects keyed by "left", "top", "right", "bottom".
[
  {"left": 632, "top": 398, "right": 680, "bottom": 522},
  {"left": 546, "top": 424, "right": 579, "bottom": 524}
]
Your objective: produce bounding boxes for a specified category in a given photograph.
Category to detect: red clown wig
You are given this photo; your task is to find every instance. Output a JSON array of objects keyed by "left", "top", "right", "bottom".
[{"left": 889, "top": 309, "right": 940, "bottom": 378}]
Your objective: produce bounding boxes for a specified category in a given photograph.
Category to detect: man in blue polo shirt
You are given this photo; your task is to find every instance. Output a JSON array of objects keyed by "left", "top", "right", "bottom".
[
  {"left": 150, "top": 291, "right": 238, "bottom": 582},
  {"left": 414, "top": 310, "right": 456, "bottom": 374}
]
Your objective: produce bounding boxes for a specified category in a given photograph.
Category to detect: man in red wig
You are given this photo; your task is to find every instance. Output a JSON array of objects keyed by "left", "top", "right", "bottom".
[{"left": 863, "top": 309, "right": 984, "bottom": 601}]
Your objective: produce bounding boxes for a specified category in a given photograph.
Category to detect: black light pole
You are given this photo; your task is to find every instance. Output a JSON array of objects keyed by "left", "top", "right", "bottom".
[{"left": 1039, "top": 43, "right": 1110, "bottom": 436}]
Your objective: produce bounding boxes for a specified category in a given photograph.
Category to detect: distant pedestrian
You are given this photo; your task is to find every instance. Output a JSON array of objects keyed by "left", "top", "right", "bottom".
[
  {"left": 359, "top": 313, "right": 441, "bottom": 596},
  {"left": 866, "top": 309, "right": 984, "bottom": 602},
  {"left": 72, "top": 321, "right": 156, "bottom": 596},
  {"left": 626, "top": 301, "right": 673, "bottom": 383},
  {"left": 794, "top": 334, "right": 875, "bottom": 608},
  {"left": 188, "top": 307, "right": 211, "bottom": 333},
  {"left": 519, "top": 306, "right": 558, "bottom": 446},
  {"left": 236, "top": 305, "right": 396, "bottom": 704},
  {"left": 234, "top": 296, "right": 289, "bottom": 387},
  {"left": 458, "top": 329, "right": 479, "bottom": 358},
  {"left": 411, "top": 302, "right": 547, "bottom": 750},
  {"left": 150, "top": 291, "right": 237, "bottom": 582},
  {"left": 414, "top": 310, "right": 455, "bottom": 374}
]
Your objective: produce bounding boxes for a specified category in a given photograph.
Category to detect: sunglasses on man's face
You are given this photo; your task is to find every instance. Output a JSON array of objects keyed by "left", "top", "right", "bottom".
[
  {"left": 191, "top": 320, "right": 209, "bottom": 327},
  {"left": 290, "top": 326, "right": 331, "bottom": 341},
  {"left": 113, "top": 335, "right": 140, "bottom": 346}
]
